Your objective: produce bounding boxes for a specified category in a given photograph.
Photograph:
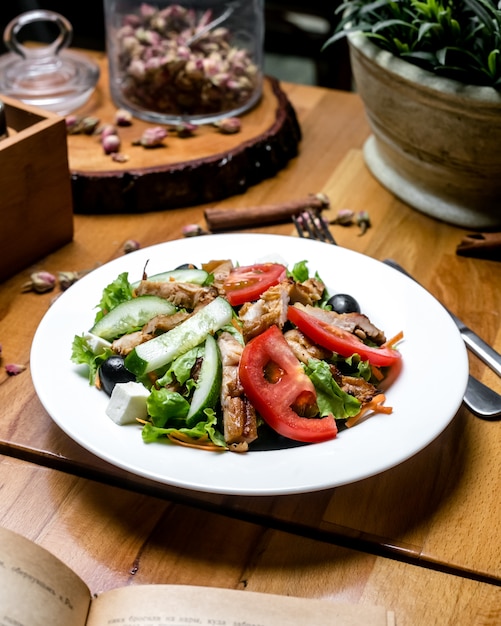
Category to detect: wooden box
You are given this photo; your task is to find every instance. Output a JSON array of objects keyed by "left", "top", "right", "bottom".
[{"left": 0, "top": 95, "right": 73, "bottom": 283}]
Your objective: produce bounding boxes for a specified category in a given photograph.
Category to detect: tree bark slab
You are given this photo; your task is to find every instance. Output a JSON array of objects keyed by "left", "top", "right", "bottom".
[{"left": 68, "top": 76, "right": 301, "bottom": 214}]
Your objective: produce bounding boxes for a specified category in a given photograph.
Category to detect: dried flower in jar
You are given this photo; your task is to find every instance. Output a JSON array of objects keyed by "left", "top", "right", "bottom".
[{"left": 114, "top": 3, "right": 260, "bottom": 118}]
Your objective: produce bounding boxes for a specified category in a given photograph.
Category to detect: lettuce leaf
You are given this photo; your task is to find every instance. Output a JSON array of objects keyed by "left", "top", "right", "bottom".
[
  {"left": 147, "top": 387, "right": 190, "bottom": 427},
  {"left": 156, "top": 345, "right": 203, "bottom": 388},
  {"left": 141, "top": 408, "right": 226, "bottom": 448},
  {"left": 71, "top": 335, "right": 113, "bottom": 385},
  {"left": 305, "top": 358, "right": 360, "bottom": 419},
  {"left": 94, "top": 272, "right": 134, "bottom": 323}
]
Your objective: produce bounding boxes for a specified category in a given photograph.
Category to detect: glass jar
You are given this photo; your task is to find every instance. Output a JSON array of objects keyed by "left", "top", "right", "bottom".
[
  {"left": 0, "top": 10, "right": 99, "bottom": 115},
  {"left": 104, "top": 0, "right": 264, "bottom": 124}
]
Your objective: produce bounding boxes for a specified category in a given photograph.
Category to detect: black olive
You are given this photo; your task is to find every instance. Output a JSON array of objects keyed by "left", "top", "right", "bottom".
[
  {"left": 327, "top": 293, "right": 361, "bottom": 314},
  {"left": 175, "top": 263, "right": 197, "bottom": 269},
  {"left": 99, "top": 356, "right": 136, "bottom": 396}
]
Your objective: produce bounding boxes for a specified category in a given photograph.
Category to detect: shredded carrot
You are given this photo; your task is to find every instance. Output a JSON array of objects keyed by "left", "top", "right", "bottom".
[
  {"left": 167, "top": 432, "right": 227, "bottom": 452},
  {"left": 370, "top": 365, "right": 384, "bottom": 382},
  {"left": 346, "top": 393, "right": 393, "bottom": 428},
  {"left": 383, "top": 330, "right": 404, "bottom": 349}
]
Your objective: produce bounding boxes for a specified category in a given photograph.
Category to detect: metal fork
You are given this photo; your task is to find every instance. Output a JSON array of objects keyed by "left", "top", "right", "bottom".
[
  {"left": 293, "top": 211, "right": 501, "bottom": 420},
  {"left": 293, "top": 210, "right": 337, "bottom": 245}
]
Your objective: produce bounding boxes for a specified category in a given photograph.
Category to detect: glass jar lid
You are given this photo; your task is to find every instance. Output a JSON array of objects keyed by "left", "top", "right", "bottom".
[{"left": 0, "top": 10, "right": 100, "bottom": 115}]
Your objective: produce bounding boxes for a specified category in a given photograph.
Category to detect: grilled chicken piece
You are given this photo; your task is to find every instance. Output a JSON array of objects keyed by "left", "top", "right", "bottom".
[
  {"left": 111, "top": 310, "right": 193, "bottom": 356},
  {"left": 329, "top": 364, "right": 379, "bottom": 404},
  {"left": 292, "top": 303, "right": 386, "bottom": 345},
  {"left": 289, "top": 277, "right": 325, "bottom": 306},
  {"left": 111, "top": 330, "right": 150, "bottom": 356},
  {"left": 284, "top": 328, "right": 331, "bottom": 363},
  {"left": 217, "top": 331, "right": 258, "bottom": 452},
  {"left": 142, "top": 310, "right": 191, "bottom": 334},
  {"left": 202, "top": 259, "right": 234, "bottom": 294},
  {"left": 238, "top": 279, "right": 293, "bottom": 342},
  {"left": 135, "top": 280, "right": 218, "bottom": 310}
]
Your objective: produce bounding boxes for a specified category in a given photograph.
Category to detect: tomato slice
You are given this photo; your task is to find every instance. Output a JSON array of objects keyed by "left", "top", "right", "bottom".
[
  {"left": 239, "top": 325, "right": 338, "bottom": 443},
  {"left": 287, "top": 305, "right": 401, "bottom": 367},
  {"left": 223, "top": 263, "right": 287, "bottom": 306}
]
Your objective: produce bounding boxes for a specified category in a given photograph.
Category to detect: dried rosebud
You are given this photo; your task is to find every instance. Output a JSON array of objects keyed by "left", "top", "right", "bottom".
[
  {"left": 115, "top": 108, "right": 133, "bottom": 126},
  {"left": 22, "top": 271, "right": 56, "bottom": 293},
  {"left": 58, "top": 271, "right": 81, "bottom": 290},
  {"left": 80, "top": 116, "right": 101, "bottom": 135},
  {"left": 123, "top": 239, "right": 140, "bottom": 253},
  {"left": 111, "top": 152, "right": 130, "bottom": 163},
  {"left": 5, "top": 363, "right": 26, "bottom": 376},
  {"left": 133, "top": 126, "right": 168, "bottom": 148},
  {"left": 214, "top": 117, "right": 241, "bottom": 134},
  {"left": 357, "top": 210, "right": 371, "bottom": 235},
  {"left": 66, "top": 115, "right": 82, "bottom": 134},
  {"left": 173, "top": 121, "right": 197, "bottom": 138},
  {"left": 332, "top": 209, "right": 355, "bottom": 226},
  {"left": 99, "top": 124, "right": 118, "bottom": 139},
  {"left": 182, "top": 224, "right": 208, "bottom": 237},
  {"left": 102, "top": 134, "right": 121, "bottom": 155}
]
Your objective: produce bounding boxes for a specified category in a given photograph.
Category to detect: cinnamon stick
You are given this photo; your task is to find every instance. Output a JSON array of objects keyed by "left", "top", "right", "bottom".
[
  {"left": 456, "top": 232, "right": 501, "bottom": 261},
  {"left": 204, "top": 193, "right": 330, "bottom": 231}
]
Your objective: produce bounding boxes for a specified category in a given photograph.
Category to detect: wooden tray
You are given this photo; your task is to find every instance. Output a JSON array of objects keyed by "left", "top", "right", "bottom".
[{"left": 69, "top": 55, "right": 301, "bottom": 214}]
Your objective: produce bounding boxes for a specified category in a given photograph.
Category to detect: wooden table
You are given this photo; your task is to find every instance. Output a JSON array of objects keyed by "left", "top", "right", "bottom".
[{"left": 1, "top": 64, "right": 500, "bottom": 624}]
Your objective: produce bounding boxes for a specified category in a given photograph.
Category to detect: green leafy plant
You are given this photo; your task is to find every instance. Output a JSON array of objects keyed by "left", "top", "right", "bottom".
[{"left": 325, "top": 0, "right": 501, "bottom": 87}]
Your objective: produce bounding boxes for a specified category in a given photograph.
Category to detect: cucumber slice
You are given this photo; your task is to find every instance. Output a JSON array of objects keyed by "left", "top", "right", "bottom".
[
  {"left": 132, "top": 268, "right": 209, "bottom": 288},
  {"left": 90, "top": 296, "right": 176, "bottom": 341},
  {"left": 125, "top": 297, "right": 233, "bottom": 376},
  {"left": 186, "top": 334, "right": 222, "bottom": 427}
]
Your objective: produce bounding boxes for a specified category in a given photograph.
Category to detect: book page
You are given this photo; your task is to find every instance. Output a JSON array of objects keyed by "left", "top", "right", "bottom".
[
  {"left": 0, "top": 526, "right": 91, "bottom": 626},
  {"left": 88, "top": 584, "right": 394, "bottom": 626}
]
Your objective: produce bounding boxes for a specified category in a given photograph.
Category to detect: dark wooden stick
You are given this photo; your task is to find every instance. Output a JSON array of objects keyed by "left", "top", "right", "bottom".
[{"left": 204, "top": 193, "right": 330, "bottom": 231}]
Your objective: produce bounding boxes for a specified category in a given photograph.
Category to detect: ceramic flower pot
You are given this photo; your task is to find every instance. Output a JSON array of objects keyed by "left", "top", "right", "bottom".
[{"left": 348, "top": 32, "right": 501, "bottom": 230}]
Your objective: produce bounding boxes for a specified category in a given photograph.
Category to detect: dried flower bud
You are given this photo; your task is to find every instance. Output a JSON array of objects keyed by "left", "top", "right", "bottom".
[
  {"left": 5, "top": 363, "right": 26, "bottom": 376},
  {"left": 214, "top": 117, "right": 241, "bottom": 134},
  {"left": 66, "top": 115, "right": 82, "bottom": 134},
  {"left": 102, "top": 134, "right": 121, "bottom": 155},
  {"left": 22, "top": 271, "right": 56, "bottom": 293},
  {"left": 173, "top": 121, "right": 197, "bottom": 138},
  {"left": 133, "top": 126, "right": 168, "bottom": 148},
  {"left": 332, "top": 209, "right": 355, "bottom": 226},
  {"left": 99, "top": 124, "right": 118, "bottom": 139},
  {"left": 80, "top": 116, "right": 101, "bottom": 135},
  {"left": 57, "top": 271, "right": 81, "bottom": 291},
  {"left": 356, "top": 210, "right": 371, "bottom": 235},
  {"left": 123, "top": 239, "right": 141, "bottom": 253},
  {"left": 182, "top": 224, "right": 208, "bottom": 237},
  {"left": 115, "top": 108, "right": 133, "bottom": 126},
  {"left": 111, "top": 152, "right": 130, "bottom": 163}
]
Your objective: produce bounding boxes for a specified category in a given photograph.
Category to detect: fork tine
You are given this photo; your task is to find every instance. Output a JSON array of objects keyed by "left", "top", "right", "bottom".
[{"left": 293, "top": 210, "right": 337, "bottom": 245}]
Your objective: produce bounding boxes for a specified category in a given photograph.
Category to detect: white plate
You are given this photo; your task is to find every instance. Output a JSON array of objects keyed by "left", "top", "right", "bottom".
[{"left": 31, "top": 234, "right": 468, "bottom": 496}]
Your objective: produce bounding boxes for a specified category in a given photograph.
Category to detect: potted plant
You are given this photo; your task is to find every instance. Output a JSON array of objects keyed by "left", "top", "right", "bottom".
[{"left": 324, "top": 0, "right": 501, "bottom": 230}]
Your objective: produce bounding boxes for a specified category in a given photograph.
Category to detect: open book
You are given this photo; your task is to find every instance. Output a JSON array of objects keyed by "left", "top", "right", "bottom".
[{"left": 0, "top": 526, "right": 395, "bottom": 625}]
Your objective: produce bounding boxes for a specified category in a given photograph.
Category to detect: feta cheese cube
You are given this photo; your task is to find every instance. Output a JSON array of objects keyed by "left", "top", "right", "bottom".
[
  {"left": 83, "top": 332, "right": 112, "bottom": 355},
  {"left": 105, "top": 381, "right": 150, "bottom": 425}
]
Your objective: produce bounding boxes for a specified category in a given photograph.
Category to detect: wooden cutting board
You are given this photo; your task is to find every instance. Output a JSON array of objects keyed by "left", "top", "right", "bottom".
[{"left": 68, "top": 53, "right": 301, "bottom": 214}]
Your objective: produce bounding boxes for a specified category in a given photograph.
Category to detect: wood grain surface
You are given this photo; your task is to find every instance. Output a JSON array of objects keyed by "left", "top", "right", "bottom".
[
  {"left": 1, "top": 456, "right": 500, "bottom": 626},
  {"left": 1, "top": 82, "right": 500, "bottom": 590}
]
